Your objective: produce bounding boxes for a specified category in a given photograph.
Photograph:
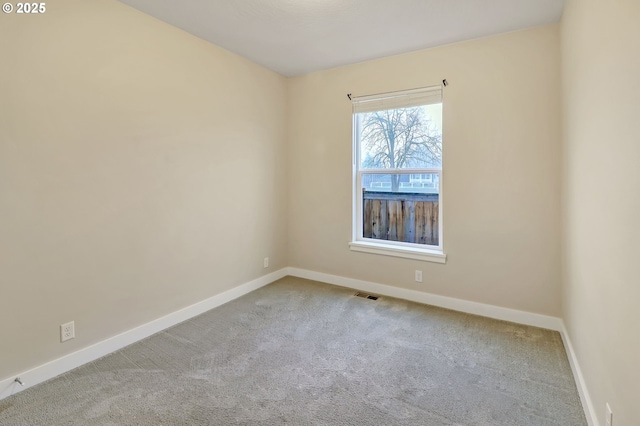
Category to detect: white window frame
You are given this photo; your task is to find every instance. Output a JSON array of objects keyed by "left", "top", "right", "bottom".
[{"left": 349, "top": 86, "right": 446, "bottom": 264}]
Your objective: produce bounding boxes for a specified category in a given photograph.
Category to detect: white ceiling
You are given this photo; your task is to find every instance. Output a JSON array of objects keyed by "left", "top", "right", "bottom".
[{"left": 118, "top": 0, "right": 565, "bottom": 77}]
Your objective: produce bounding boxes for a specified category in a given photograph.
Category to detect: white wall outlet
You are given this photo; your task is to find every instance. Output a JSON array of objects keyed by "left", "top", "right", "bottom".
[
  {"left": 415, "top": 270, "right": 423, "bottom": 282},
  {"left": 60, "top": 321, "right": 75, "bottom": 342},
  {"left": 606, "top": 403, "right": 613, "bottom": 426},
  {"left": 263, "top": 257, "right": 269, "bottom": 268}
]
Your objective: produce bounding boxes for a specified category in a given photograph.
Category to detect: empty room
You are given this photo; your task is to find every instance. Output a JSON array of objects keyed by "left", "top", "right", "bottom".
[{"left": 1, "top": 0, "right": 638, "bottom": 425}]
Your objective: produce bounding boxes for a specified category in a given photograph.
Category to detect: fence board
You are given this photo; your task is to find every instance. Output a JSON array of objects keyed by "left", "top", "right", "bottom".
[
  {"left": 363, "top": 191, "right": 439, "bottom": 246},
  {"left": 415, "top": 202, "right": 425, "bottom": 244},
  {"left": 363, "top": 196, "right": 372, "bottom": 237},
  {"left": 371, "top": 199, "right": 381, "bottom": 239},
  {"left": 380, "top": 199, "right": 388, "bottom": 239},
  {"left": 387, "top": 201, "right": 400, "bottom": 241}
]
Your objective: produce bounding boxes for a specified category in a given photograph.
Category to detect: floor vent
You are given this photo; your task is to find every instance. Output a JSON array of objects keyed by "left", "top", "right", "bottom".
[{"left": 354, "top": 292, "right": 379, "bottom": 300}]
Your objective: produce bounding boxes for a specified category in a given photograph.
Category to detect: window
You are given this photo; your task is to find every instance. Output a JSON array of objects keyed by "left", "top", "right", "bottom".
[{"left": 349, "top": 85, "right": 446, "bottom": 263}]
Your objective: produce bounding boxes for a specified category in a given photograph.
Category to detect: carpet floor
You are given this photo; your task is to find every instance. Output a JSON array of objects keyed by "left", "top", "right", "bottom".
[{"left": 0, "top": 276, "right": 586, "bottom": 425}]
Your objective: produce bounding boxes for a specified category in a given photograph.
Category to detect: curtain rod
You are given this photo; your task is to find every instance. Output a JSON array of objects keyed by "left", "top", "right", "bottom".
[{"left": 347, "top": 79, "right": 448, "bottom": 101}]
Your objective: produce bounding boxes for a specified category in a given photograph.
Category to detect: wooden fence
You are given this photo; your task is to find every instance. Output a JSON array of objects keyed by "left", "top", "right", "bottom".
[{"left": 363, "top": 191, "right": 439, "bottom": 246}]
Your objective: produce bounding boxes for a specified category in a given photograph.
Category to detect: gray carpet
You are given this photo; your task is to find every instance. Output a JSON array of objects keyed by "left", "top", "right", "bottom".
[{"left": 0, "top": 277, "right": 586, "bottom": 425}]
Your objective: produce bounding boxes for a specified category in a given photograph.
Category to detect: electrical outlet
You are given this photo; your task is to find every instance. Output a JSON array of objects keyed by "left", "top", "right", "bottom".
[
  {"left": 606, "top": 403, "right": 613, "bottom": 426},
  {"left": 415, "top": 270, "right": 423, "bottom": 282},
  {"left": 263, "top": 257, "right": 269, "bottom": 268},
  {"left": 60, "top": 321, "right": 75, "bottom": 342}
]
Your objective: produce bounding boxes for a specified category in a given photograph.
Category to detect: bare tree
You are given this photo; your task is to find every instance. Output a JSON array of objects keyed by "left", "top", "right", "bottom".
[{"left": 360, "top": 107, "right": 441, "bottom": 191}]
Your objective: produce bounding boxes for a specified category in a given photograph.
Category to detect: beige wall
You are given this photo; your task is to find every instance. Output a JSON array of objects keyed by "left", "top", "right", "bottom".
[
  {"left": 561, "top": 0, "right": 640, "bottom": 424},
  {"left": 287, "top": 26, "right": 562, "bottom": 316},
  {"left": 0, "top": 0, "right": 288, "bottom": 379}
]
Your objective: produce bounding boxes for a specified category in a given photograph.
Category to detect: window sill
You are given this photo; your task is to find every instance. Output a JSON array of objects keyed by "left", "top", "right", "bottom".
[{"left": 349, "top": 241, "right": 447, "bottom": 264}]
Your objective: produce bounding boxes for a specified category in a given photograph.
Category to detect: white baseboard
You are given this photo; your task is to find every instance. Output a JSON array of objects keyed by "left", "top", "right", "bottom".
[
  {"left": 1, "top": 266, "right": 593, "bottom": 426},
  {"left": 0, "top": 268, "right": 288, "bottom": 401},
  {"left": 560, "top": 324, "right": 598, "bottom": 426},
  {"left": 286, "top": 267, "right": 564, "bottom": 331},
  {"left": 287, "top": 268, "right": 601, "bottom": 423}
]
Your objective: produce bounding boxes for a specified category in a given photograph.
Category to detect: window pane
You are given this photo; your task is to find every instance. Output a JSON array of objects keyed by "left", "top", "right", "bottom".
[
  {"left": 358, "top": 103, "right": 442, "bottom": 169},
  {"left": 362, "top": 173, "right": 439, "bottom": 193},
  {"left": 362, "top": 173, "right": 439, "bottom": 246}
]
